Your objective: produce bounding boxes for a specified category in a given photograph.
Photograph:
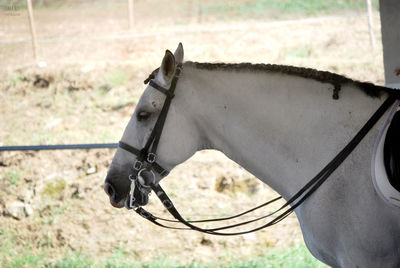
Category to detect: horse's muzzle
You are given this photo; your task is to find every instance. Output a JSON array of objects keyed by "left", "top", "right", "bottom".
[{"left": 104, "top": 182, "right": 125, "bottom": 208}]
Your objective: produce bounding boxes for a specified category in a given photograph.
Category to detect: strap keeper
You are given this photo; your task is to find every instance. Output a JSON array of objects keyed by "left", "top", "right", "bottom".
[
  {"left": 147, "top": 153, "right": 156, "bottom": 163},
  {"left": 134, "top": 160, "right": 143, "bottom": 171}
]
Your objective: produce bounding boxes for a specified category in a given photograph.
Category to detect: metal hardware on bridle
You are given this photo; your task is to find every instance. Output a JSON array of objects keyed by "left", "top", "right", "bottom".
[
  {"left": 128, "top": 175, "right": 136, "bottom": 209},
  {"left": 118, "top": 63, "right": 399, "bottom": 235},
  {"left": 128, "top": 168, "right": 155, "bottom": 208}
]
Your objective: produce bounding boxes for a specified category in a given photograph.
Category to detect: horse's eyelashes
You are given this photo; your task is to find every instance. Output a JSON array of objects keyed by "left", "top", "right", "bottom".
[{"left": 137, "top": 111, "right": 151, "bottom": 121}]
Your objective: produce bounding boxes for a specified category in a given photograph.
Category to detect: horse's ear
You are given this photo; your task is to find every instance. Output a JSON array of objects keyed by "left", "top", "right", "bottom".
[
  {"left": 174, "top": 42, "right": 184, "bottom": 64},
  {"left": 160, "top": 50, "right": 176, "bottom": 81}
]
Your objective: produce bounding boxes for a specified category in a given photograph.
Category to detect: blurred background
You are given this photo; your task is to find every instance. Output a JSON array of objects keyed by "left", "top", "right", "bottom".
[{"left": 0, "top": 0, "right": 381, "bottom": 267}]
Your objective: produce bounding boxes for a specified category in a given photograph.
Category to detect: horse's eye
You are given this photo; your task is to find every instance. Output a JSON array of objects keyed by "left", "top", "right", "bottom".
[{"left": 137, "top": 111, "right": 151, "bottom": 121}]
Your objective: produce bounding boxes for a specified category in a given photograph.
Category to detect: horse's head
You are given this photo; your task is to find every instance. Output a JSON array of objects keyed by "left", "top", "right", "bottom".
[{"left": 104, "top": 43, "right": 200, "bottom": 208}]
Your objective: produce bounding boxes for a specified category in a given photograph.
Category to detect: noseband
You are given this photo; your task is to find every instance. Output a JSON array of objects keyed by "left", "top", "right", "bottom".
[{"left": 118, "top": 63, "right": 398, "bottom": 235}]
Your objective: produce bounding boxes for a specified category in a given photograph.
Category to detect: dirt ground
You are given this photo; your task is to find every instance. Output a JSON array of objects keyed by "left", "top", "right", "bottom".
[{"left": 0, "top": 2, "right": 385, "bottom": 266}]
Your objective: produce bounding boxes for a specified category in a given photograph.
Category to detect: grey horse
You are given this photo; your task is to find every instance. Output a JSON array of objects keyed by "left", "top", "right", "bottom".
[{"left": 104, "top": 44, "right": 400, "bottom": 267}]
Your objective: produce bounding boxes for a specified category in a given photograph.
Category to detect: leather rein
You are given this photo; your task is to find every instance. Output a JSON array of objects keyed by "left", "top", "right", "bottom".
[{"left": 118, "top": 63, "right": 398, "bottom": 235}]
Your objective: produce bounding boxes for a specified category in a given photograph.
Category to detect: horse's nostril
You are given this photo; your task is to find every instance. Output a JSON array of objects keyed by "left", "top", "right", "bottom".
[
  {"left": 104, "top": 182, "right": 115, "bottom": 198},
  {"left": 104, "top": 182, "right": 124, "bottom": 208}
]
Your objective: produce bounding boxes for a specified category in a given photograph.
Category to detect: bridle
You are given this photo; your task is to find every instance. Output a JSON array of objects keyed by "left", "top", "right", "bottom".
[
  {"left": 118, "top": 63, "right": 398, "bottom": 235},
  {"left": 118, "top": 64, "right": 182, "bottom": 207}
]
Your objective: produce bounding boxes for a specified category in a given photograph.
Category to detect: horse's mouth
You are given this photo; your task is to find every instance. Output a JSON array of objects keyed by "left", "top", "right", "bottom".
[
  {"left": 123, "top": 188, "right": 151, "bottom": 209},
  {"left": 109, "top": 196, "right": 125, "bottom": 208}
]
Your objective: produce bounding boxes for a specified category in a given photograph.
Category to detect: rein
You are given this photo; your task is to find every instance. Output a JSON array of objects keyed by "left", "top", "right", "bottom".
[{"left": 118, "top": 64, "right": 398, "bottom": 235}]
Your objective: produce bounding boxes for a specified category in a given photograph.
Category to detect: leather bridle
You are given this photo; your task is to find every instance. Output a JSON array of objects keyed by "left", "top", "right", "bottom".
[
  {"left": 118, "top": 63, "right": 398, "bottom": 235},
  {"left": 118, "top": 63, "right": 182, "bottom": 207}
]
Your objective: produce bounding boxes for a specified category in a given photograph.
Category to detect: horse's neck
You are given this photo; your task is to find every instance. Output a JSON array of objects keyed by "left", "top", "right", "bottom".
[{"left": 182, "top": 65, "right": 385, "bottom": 198}]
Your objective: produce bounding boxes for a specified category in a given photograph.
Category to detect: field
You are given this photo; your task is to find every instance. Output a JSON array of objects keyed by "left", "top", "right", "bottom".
[{"left": 0, "top": 0, "right": 382, "bottom": 267}]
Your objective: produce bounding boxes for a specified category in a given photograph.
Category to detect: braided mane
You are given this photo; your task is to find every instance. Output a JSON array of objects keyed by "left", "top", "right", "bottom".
[{"left": 185, "top": 61, "right": 394, "bottom": 99}]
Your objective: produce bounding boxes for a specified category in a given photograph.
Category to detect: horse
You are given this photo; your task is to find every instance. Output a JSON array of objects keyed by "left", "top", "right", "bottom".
[{"left": 104, "top": 43, "right": 400, "bottom": 267}]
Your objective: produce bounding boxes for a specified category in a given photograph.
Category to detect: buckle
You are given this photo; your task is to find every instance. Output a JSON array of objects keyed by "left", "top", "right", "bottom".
[
  {"left": 134, "top": 160, "right": 142, "bottom": 171},
  {"left": 147, "top": 153, "right": 156, "bottom": 163}
]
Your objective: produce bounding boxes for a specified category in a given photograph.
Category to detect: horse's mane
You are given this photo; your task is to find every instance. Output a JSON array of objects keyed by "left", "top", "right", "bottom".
[{"left": 185, "top": 61, "right": 395, "bottom": 99}]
